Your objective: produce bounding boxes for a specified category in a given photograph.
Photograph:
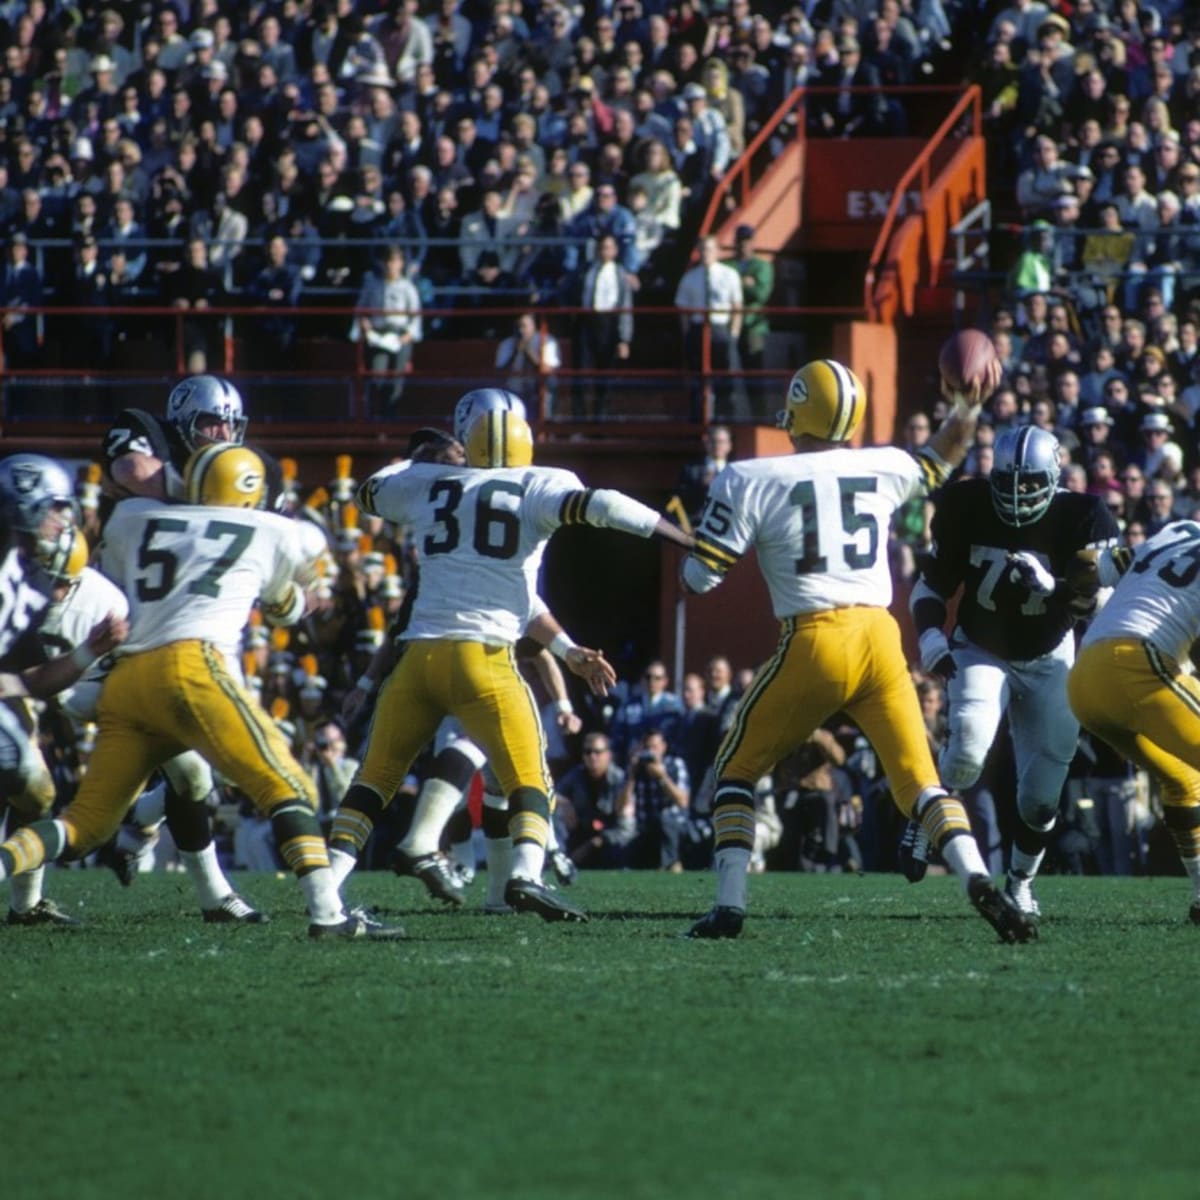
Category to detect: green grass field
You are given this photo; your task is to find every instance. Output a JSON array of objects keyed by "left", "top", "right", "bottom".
[{"left": 5, "top": 869, "right": 1196, "bottom": 1200}]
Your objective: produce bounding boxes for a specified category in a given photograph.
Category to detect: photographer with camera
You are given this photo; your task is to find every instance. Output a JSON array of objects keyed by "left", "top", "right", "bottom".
[
  {"left": 618, "top": 729, "right": 704, "bottom": 871},
  {"left": 555, "top": 734, "right": 634, "bottom": 869},
  {"left": 307, "top": 720, "right": 360, "bottom": 839}
]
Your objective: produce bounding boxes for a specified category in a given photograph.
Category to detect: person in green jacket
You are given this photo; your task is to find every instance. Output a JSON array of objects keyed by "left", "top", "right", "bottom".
[{"left": 733, "top": 224, "right": 774, "bottom": 414}]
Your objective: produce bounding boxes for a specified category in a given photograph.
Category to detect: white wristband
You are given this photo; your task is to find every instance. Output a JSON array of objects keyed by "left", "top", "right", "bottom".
[
  {"left": 548, "top": 632, "right": 577, "bottom": 660},
  {"left": 553, "top": 698, "right": 574, "bottom": 715},
  {"left": 69, "top": 643, "right": 97, "bottom": 673},
  {"left": 356, "top": 674, "right": 377, "bottom": 694}
]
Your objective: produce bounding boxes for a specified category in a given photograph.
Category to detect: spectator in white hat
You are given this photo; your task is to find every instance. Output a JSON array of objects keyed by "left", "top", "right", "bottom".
[{"left": 1130, "top": 411, "right": 1173, "bottom": 477}]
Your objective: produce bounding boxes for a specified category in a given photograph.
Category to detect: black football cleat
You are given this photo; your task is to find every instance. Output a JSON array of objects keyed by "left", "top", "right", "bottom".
[
  {"left": 308, "top": 912, "right": 407, "bottom": 941},
  {"left": 1188, "top": 903, "right": 1200, "bottom": 926},
  {"left": 392, "top": 849, "right": 465, "bottom": 907},
  {"left": 685, "top": 905, "right": 745, "bottom": 940},
  {"left": 504, "top": 877, "right": 588, "bottom": 923},
  {"left": 7, "top": 898, "right": 81, "bottom": 927},
  {"left": 967, "top": 875, "right": 1038, "bottom": 944},
  {"left": 96, "top": 840, "right": 139, "bottom": 887},
  {"left": 897, "top": 819, "right": 929, "bottom": 883},
  {"left": 202, "top": 893, "right": 270, "bottom": 924},
  {"left": 547, "top": 847, "right": 578, "bottom": 887}
]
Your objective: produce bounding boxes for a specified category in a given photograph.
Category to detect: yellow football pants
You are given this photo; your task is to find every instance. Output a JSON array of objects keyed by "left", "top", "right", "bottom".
[
  {"left": 357, "top": 638, "right": 551, "bottom": 802},
  {"left": 1069, "top": 638, "right": 1200, "bottom": 809},
  {"left": 62, "top": 640, "right": 316, "bottom": 855},
  {"left": 715, "top": 606, "right": 937, "bottom": 817},
  {"left": 3, "top": 699, "right": 55, "bottom": 819}
]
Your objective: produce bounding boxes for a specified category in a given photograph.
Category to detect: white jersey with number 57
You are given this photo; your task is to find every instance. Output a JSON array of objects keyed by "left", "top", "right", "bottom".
[
  {"left": 360, "top": 460, "right": 659, "bottom": 645},
  {"left": 98, "top": 498, "right": 318, "bottom": 665},
  {"left": 683, "top": 447, "right": 928, "bottom": 617}
]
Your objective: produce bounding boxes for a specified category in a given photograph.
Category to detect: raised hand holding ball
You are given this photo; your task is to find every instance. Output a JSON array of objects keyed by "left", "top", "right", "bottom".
[{"left": 938, "top": 329, "right": 1002, "bottom": 412}]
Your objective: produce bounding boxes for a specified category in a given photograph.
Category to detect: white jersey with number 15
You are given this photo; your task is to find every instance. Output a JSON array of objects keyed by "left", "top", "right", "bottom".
[{"left": 685, "top": 447, "right": 925, "bottom": 617}]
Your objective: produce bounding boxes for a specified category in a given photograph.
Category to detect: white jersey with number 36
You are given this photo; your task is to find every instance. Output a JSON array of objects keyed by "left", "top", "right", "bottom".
[
  {"left": 360, "top": 461, "right": 589, "bottom": 645},
  {"left": 98, "top": 498, "right": 314, "bottom": 665},
  {"left": 685, "top": 447, "right": 925, "bottom": 617}
]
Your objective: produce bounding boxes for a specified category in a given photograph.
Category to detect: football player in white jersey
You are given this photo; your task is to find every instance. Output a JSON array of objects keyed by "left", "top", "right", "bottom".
[
  {"left": 100, "top": 373, "right": 274, "bottom": 922},
  {"left": 0, "top": 445, "right": 403, "bottom": 940},
  {"left": 38, "top": 528, "right": 266, "bottom": 921},
  {"left": 328, "top": 407, "right": 693, "bottom": 922},
  {"left": 344, "top": 418, "right": 582, "bottom": 911},
  {"left": 0, "top": 454, "right": 129, "bottom": 925},
  {"left": 682, "top": 358, "right": 1036, "bottom": 943},
  {"left": 1069, "top": 521, "right": 1200, "bottom": 923}
]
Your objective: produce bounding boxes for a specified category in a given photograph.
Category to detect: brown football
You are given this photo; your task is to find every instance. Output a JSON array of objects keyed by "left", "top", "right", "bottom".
[{"left": 938, "top": 329, "right": 999, "bottom": 393}]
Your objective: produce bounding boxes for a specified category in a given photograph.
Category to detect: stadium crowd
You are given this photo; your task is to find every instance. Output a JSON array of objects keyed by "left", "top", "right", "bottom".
[{"left": 0, "top": 0, "right": 969, "bottom": 390}]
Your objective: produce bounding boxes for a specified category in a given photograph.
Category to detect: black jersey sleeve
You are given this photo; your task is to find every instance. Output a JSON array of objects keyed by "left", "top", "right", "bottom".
[
  {"left": 101, "top": 409, "right": 176, "bottom": 472},
  {"left": 1078, "top": 492, "right": 1122, "bottom": 549},
  {"left": 917, "top": 483, "right": 973, "bottom": 600},
  {"left": 0, "top": 621, "right": 47, "bottom": 673}
]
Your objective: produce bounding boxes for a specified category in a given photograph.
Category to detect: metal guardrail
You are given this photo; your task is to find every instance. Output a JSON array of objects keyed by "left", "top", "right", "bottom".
[
  {"left": 863, "top": 85, "right": 983, "bottom": 321},
  {"left": 0, "top": 301, "right": 860, "bottom": 428}
]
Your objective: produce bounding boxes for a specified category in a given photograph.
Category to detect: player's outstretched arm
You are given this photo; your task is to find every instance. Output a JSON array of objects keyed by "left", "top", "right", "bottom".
[
  {"left": 525, "top": 611, "right": 617, "bottom": 696},
  {"left": 22, "top": 612, "right": 130, "bottom": 700},
  {"left": 529, "top": 647, "right": 583, "bottom": 733},
  {"left": 342, "top": 637, "right": 400, "bottom": 724},
  {"left": 924, "top": 357, "right": 1003, "bottom": 475},
  {"left": 564, "top": 486, "right": 693, "bottom": 548},
  {"left": 651, "top": 515, "right": 695, "bottom": 551}
]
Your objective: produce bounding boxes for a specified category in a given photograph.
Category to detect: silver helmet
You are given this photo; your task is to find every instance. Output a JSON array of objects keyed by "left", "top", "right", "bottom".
[
  {"left": 452, "top": 387, "right": 526, "bottom": 445},
  {"left": 166, "top": 375, "right": 248, "bottom": 452},
  {"left": 0, "top": 453, "right": 78, "bottom": 576},
  {"left": 990, "top": 426, "right": 1061, "bottom": 527}
]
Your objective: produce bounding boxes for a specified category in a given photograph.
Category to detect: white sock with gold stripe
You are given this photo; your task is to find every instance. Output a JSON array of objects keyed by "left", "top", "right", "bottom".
[
  {"left": 715, "top": 848, "right": 751, "bottom": 909},
  {"left": 485, "top": 837, "right": 513, "bottom": 907},
  {"left": 1182, "top": 856, "right": 1200, "bottom": 903},
  {"left": 939, "top": 836, "right": 989, "bottom": 886},
  {"left": 511, "top": 842, "right": 545, "bottom": 882},
  {"left": 301, "top": 867, "right": 344, "bottom": 925},
  {"left": 180, "top": 845, "right": 230, "bottom": 909},
  {"left": 328, "top": 847, "right": 357, "bottom": 887},
  {"left": 9, "top": 865, "right": 45, "bottom": 914},
  {"left": 401, "top": 778, "right": 463, "bottom": 857}
]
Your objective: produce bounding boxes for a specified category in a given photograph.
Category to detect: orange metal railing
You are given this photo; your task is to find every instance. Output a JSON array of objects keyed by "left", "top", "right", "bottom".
[
  {"left": 863, "top": 85, "right": 984, "bottom": 323},
  {"left": 697, "top": 84, "right": 973, "bottom": 249},
  {"left": 0, "top": 301, "right": 861, "bottom": 433}
]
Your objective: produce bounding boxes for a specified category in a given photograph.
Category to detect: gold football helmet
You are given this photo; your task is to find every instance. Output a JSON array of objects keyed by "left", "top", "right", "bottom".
[
  {"left": 185, "top": 443, "right": 266, "bottom": 509},
  {"left": 39, "top": 526, "right": 89, "bottom": 582},
  {"left": 464, "top": 409, "right": 534, "bottom": 468},
  {"left": 778, "top": 359, "right": 867, "bottom": 443}
]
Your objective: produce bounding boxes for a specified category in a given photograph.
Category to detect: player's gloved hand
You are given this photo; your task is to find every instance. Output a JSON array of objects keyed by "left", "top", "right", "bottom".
[
  {"left": 1007, "top": 551, "right": 1056, "bottom": 596},
  {"left": 917, "top": 628, "right": 956, "bottom": 681}
]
